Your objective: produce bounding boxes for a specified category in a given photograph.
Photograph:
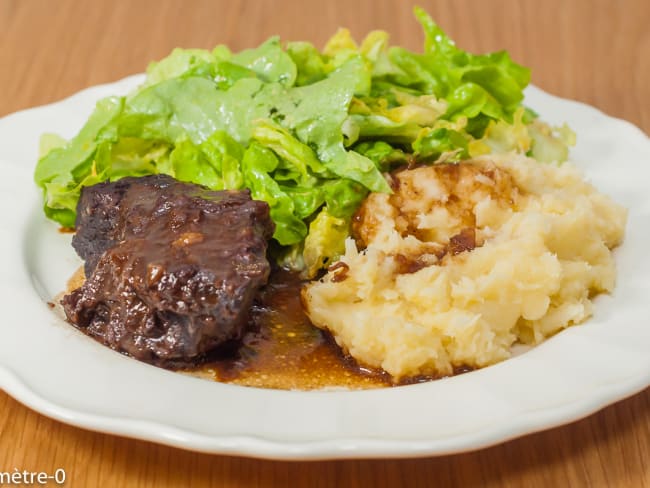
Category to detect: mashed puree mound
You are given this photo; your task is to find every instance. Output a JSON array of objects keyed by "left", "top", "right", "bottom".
[{"left": 302, "top": 155, "right": 627, "bottom": 380}]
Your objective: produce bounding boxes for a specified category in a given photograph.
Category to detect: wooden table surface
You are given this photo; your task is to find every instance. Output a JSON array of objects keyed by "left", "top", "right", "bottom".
[{"left": 1, "top": 0, "right": 648, "bottom": 486}]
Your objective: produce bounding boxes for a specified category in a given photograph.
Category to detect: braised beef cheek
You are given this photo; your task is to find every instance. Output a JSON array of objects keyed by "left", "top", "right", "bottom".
[{"left": 62, "top": 175, "right": 275, "bottom": 365}]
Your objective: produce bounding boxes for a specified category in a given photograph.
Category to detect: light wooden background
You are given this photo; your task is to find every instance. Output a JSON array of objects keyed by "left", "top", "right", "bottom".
[{"left": 1, "top": 1, "right": 649, "bottom": 486}]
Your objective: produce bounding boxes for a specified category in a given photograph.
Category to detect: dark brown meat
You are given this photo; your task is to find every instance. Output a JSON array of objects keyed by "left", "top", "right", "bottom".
[
  {"left": 72, "top": 176, "right": 167, "bottom": 276},
  {"left": 62, "top": 175, "right": 275, "bottom": 365}
]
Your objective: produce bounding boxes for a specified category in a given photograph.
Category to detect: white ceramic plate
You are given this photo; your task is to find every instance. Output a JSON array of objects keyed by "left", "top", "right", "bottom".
[{"left": 0, "top": 75, "right": 648, "bottom": 460}]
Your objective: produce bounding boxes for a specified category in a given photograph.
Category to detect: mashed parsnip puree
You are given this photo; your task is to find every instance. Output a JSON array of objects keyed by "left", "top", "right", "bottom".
[{"left": 302, "top": 154, "right": 627, "bottom": 380}]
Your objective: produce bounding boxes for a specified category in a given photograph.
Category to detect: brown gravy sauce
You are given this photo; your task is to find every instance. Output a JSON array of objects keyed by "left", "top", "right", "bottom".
[
  {"left": 65, "top": 268, "right": 470, "bottom": 390},
  {"left": 182, "top": 270, "right": 394, "bottom": 389}
]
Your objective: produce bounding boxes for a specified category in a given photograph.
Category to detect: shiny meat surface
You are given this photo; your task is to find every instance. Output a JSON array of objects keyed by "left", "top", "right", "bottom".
[{"left": 62, "top": 175, "right": 274, "bottom": 364}]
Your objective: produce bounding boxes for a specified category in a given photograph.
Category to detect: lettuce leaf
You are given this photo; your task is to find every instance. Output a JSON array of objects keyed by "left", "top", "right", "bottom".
[
  {"left": 241, "top": 142, "right": 307, "bottom": 245},
  {"left": 302, "top": 208, "right": 349, "bottom": 277},
  {"left": 232, "top": 37, "right": 297, "bottom": 86}
]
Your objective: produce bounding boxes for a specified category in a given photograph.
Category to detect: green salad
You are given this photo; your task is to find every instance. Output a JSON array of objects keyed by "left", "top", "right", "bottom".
[{"left": 34, "top": 8, "right": 574, "bottom": 276}]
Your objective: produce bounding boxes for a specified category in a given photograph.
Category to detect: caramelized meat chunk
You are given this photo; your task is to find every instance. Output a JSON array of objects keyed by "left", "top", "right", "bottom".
[{"left": 62, "top": 175, "right": 274, "bottom": 364}]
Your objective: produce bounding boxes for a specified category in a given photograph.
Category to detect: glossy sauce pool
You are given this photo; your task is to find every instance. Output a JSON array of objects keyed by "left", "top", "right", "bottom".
[{"left": 183, "top": 271, "right": 395, "bottom": 389}]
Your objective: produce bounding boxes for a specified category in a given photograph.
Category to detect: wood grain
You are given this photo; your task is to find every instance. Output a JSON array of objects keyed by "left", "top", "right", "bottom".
[{"left": 0, "top": 1, "right": 648, "bottom": 486}]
